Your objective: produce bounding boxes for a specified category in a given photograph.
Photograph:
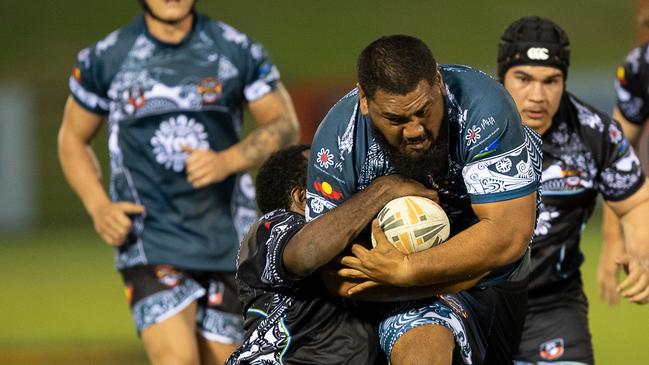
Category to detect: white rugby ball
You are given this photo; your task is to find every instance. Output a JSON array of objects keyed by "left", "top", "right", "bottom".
[{"left": 371, "top": 196, "right": 450, "bottom": 254}]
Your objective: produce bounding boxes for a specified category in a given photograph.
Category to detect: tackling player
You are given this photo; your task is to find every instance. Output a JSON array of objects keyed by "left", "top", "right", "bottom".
[{"left": 57, "top": 0, "right": 299, "bottom": 363}]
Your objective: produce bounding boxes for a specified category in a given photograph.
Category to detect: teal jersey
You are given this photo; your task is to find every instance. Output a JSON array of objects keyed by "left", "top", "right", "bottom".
[
  {"left": 306, "top": 65, "right": 542, "bottom": 284},
  {"left": 70, "top": 14, "right": 280, "bottom": 271}
]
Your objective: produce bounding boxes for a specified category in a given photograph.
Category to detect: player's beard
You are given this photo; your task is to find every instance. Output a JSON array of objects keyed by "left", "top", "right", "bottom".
[{"left": 372, "top": 121, "right": 449, "bottom": 186}]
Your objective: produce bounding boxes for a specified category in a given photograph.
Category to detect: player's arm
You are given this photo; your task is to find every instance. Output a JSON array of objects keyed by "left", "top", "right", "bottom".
[
  {"left": 329, "top": 219, "right": 487, "bottom": 301},
  {"left": 283, "top": 175, "right": 438, "bottom": 278},
  {"left": 342, "top": 192, "right": 536, "bottom": 287},
  {"left": 605, "top": 180, "right": 649, "bottom": 304},
  {"left": 184, "top": 82, "right": 300, "bottom": 188},
  {"left": 57, "top": 96, "right": 144, "bottom": 246}
]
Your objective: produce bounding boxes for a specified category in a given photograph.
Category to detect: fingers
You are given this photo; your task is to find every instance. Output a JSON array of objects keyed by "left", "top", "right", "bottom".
[
  {"left": 370, "top": 219, "right": 390, "bottom": 247},
  {"left": 337, "top": 268, "right": 371, "bottom": 280},
  {"left": 629, "top": 285, "right": 649, "bottom": 304},
  {"left": 180, "top": 145, "right": 198, "bottom": 154},
  {"left": 619, "top": 267, "right": 649, "bottom": 300},
  {"left": 340, "top": 255, "right": 364, "bottom": 270},
  {"left": 114, "top": 202, "right": 145, "bottom": 215},
  {"left": 347, "top": 281, "right": 380, "bottom": 296}
]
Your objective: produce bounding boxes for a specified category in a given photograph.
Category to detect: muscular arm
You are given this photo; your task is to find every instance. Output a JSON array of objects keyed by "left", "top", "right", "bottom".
[
  {"left": 343, "top": 192, "right": 536, "bottom": 287},
  {"left": 225, "top": 82, "right": 299, "bottom": 172},
  {"left": 58, "top": 96, "right": 144, "bottom": 246},
  {"left": 57, "top": 96, "right": 110, "bottom": 216},
  {"left": 283, "top": 176, "right": 437, "bottom": 278}
]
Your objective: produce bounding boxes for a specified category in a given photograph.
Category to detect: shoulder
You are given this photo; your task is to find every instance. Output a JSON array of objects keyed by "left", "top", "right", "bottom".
[
  {"left": 74, "top": 17, "right": 143, "bottom": 69},
  {"left": 565, "top": 92, "right": 612, "bottom": 133},
  {"left": 314, "top": 88, "right": 361, "bottom": 140},
  {"left": 258, "top": 209, "right": 305, "bottom": 233},
  {"left": 201, "top": 15, "right": 255, "bottom": 49}
]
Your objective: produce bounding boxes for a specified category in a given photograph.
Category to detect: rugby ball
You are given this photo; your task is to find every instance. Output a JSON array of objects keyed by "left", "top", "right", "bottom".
[{"left": 371, "top": 196, "right": 450, "bottom": 254}]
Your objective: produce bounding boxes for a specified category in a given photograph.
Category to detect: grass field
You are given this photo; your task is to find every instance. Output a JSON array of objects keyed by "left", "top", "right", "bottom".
[{"left": 1, "top": 210, "right": 648, "bottom": 364}]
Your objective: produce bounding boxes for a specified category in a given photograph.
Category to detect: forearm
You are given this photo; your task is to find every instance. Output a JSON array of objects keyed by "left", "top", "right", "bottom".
[
  {"left": 349, "top": 276, "right": 484, "bottom": 302},
  {"left": 602, "top": 203, "right": 625, "bottom": 243},
  {"left": 286, "top": 182, "right": 398, "bottom": 277},
  {"left": 225, "top": 115, "right": 299, "bottom": 173},
  {"left": 407, "top": 197, "right": 534, "bottom": 286},
  {"left": 620, "top": 199, "right": 649, "bottom": 261},
  {"left": 58, "top": 133, "right": 110, "bottom": 216}
]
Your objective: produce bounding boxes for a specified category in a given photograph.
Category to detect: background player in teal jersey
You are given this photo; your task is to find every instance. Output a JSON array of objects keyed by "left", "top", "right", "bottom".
[
  {"left": 495, "top": 16, "right": 649, "bottom": 364},
  {"left": 57, "top": 0, "right": 299, "bottom": 363},
  {"left": 307, "top": 35, "right": 542, "bottom": 365}
]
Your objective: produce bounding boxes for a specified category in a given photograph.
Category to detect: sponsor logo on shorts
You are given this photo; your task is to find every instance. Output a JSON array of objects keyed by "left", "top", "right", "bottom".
[
  {"left": 124, "top": 283, "right": 134, "bottom": 305},
  {"left": 208, "top": 281, "right": 224, "bottom": 307},
  {"left": 540, "top": 338, "right": 564, "bottom": 360},
  {"left": 155, "top": 265, "right": 182, "bottom": 288}
]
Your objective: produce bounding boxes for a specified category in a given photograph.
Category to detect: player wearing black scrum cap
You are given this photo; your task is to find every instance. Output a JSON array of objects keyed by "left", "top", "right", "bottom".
[{"left": 498, "top": 16, "right": 649, "bottom": 365}]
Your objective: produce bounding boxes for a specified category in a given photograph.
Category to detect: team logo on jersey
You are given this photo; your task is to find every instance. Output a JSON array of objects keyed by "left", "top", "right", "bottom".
[
  {"left": 155, "top": 265, "right": 182, "bottom": 287},
  {"left": 198, "top": 77, "right": 223, "bottom": 104},
  {"left": 527, "top": 47, "right": 549, "bottom": 60},
  {"left": 316, "top": 148, "right": 334, "bottom": 169},
  {"left": 313, "top": 180, "right": 342, "bottom": 200},
  {"left": 465, "top": 126, "right": 481, "bottom": 146},
  {"left": 126, "top": 86, "right": 146, "bottom": 114},
  {"left": 151, "top": 115, "right": 209, "bottom": 172},
  {"left": 539, "top": 338, "right": 564, "bottom": 360},
  {"left": 207, "top": 281, "right": 224, "bottom": 307}
]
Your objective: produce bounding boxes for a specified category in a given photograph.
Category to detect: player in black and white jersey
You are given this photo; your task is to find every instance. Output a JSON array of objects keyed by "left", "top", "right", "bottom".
[
  {"left": 599, "top": 36, "right": 649, "bottom": 307},
  {"left": 229, "top": 144, "right": 442, "bottom": 364},
  {"left": 496, "top": 16, "right": 649, "bottom": 365}
]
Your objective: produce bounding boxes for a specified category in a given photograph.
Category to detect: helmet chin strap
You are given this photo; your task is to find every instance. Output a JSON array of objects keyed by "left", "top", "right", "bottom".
[{"left": 138, "top": 0, "right": 195, "bottom": 25}]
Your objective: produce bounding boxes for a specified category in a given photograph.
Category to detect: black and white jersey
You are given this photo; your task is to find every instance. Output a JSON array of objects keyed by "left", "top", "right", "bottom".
[
  {"left": 615, "top": 42, "right": 649, "bottom": 125},
  {"left": 529, "top": 92, "right": 644, "bottom": 306},
  {"left": 228, "top": 209, "right": 385, "bottom": 365}
]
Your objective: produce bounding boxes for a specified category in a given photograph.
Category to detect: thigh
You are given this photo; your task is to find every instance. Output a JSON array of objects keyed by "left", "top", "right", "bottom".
[
  {"left": 141, "top": 301, "right": 200, "bottom": 365},
  {"left": 516, "top": 295, "right": 592, "bottom": 364},
  {"left": 192, "top": 272, "right": 245, "bottom": 364},
  {"left": 390, "top": 324, "right": 455, "bottom": 365},
  {"left": 379, "top": 298, "right": 472, "bottom": 365}
]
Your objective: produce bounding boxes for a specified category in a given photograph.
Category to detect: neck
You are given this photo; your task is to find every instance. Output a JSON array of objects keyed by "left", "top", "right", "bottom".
[{"left": 144, "top": 12, "right": 194, "bottom": 44}]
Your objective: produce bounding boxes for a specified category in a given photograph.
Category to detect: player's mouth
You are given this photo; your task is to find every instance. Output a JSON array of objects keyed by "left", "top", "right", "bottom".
[
  {"left": 405, "top": 135, "right": 431, "bottom": 152},
  {"left": 523, "top": 109, "right": 546, "bottom": 120}
]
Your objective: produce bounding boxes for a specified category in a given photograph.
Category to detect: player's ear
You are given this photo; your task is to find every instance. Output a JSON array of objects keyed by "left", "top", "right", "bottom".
[
  {"left": 358, "top": 83, "right": 369, "bottom": 115},
  {"left": 290, "top": 186, "right": 307, "bottom": 213}
]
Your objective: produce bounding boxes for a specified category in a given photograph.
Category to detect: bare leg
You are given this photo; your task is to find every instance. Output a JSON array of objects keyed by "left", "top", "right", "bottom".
[
  {"left": 141, "top": 301, "right": 200, "bottom": 365},
  {"left": 197, "top": 336, "right": 239, "bottom": 365},
  {"left": 390, "top": 324, "right": 455, "bottom": 365}
]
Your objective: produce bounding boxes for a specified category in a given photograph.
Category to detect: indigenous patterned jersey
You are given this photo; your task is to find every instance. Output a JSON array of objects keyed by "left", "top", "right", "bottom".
[
  {"left": 306, "top": 65, "right": 543, "bottom": 285},
  {"left": 230, "top": 209, "right": 384, "bottom": 365},
  {"left": 69, "top": 14, "right": 280, "bottom": 271},
  {"left": 529, "top": 92, "right": 644, "bottom": 305},
  {"left": 615, "top": 42, "right": 649, "bottom": 125}
]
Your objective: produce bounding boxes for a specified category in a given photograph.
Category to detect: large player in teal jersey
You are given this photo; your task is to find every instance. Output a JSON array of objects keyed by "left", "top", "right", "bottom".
[
  {"left": 306, "top": 35, "right": 541, "bottom": 364},
  {"left": 57, "top": 0, "right": 299, "bottom": 363}
]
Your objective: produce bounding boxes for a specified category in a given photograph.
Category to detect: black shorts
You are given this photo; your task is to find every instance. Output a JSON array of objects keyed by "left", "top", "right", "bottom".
[
  {"left": 120, "top": 264, "right": 244, "bottom": 343},
  {"left": 515, "top": 277, "right": 593, "bottom": 364}
]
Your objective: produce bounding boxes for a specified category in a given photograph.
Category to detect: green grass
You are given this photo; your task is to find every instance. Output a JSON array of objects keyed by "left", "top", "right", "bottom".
[{"left": 1, "top": 210, "right": 648, "bottom": 364}]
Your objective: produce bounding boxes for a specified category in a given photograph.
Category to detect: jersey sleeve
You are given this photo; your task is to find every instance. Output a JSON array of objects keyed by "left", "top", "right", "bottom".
[
  {"left": 615, "top": 45, "right": 649, "bottom": 125},
  {"left": 244, "top": 211, "right": 306, "bottom": 289},
  {"left": 68, "top": 41, "right": 113, "bottom": 115},
  {"left": 305, "top": 94, "right": 359, "bottom": 221},
  {"left": 460, "top": 90, "right": 542, "bottom": 204},
  {"left": 217, "top": 22, "right": 280, "bottom": 103},
  {"left": 597, "top": 119, "right": 645, "bottom": 201}
]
